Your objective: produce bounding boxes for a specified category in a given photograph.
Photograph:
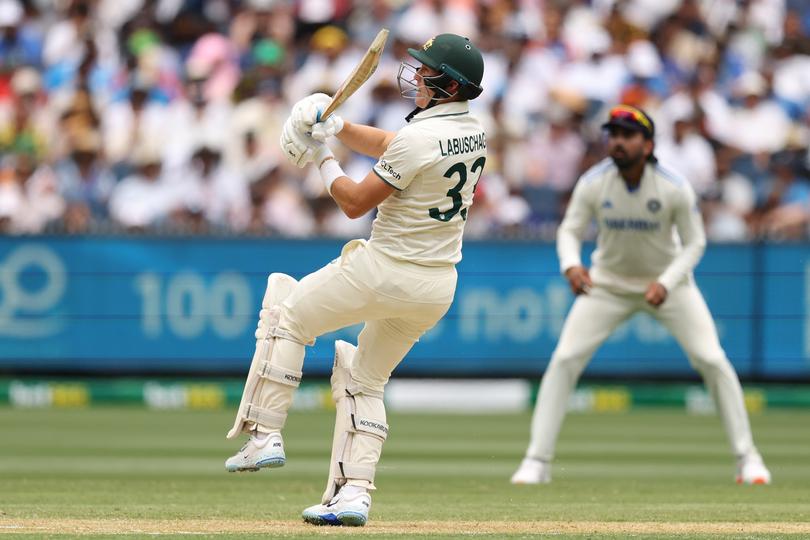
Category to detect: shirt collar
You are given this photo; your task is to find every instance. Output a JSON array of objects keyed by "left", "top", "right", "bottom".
[{"left": 409, "top": 101, "right": 470, "bottom": 122}]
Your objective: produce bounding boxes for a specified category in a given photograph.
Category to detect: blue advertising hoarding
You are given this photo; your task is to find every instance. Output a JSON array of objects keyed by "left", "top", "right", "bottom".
[{"left": 0, "top": 237, "right": 806, "bottom": 379}]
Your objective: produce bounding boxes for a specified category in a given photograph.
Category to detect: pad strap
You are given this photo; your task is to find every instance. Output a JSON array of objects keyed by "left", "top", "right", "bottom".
[
  {"left": 347, "top": 381, "right": 384, "bottom": 400},
  {"left": 258, "top": 362, "right": 302, "bottom": 388},
  {"left": 243, "top": 403, "right": 287, "bottom": 429},
  {"left": 338, "top": 462, "right": 376, "bottom": 482}
]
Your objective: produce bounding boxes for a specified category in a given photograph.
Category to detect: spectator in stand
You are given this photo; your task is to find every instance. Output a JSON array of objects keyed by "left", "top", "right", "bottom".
[
  {"left": 101, "top": 75, "right": 167, "bottom": 172},
  {"left": 162, "top": 61, "right": 232, "bottom": 170},
  {"left": 0, "top": 67, "right": 53, "bottom": 159},
  {"left": 249, "top": 165, "right": 315, "bottom": 237},
  {"left": 702, "top": 146, "right": 757, "bottom": 242},
  {"left": 227, "top": 39, "right": 288, "bottom": 182},
  {"left": 186, "top": 32, "right": 241, "bottom": 102},
  {"left": 521, "top": 102, "right": 586, "bottom": 223},
  {"left": 109, "top": 144, "right": 172, "bottom": 231},
  {"left": 0, "top": 0, "right": 42, "bottom": 71},
  {"left": 755, "top": 151, "right": 810, "bottom": 239},
  {"left": 168, "top": 138, "right": 250, "bottom": 233},
  {"left": 656, "top": 107, "right": 717, "bottom": 197},
  {"left": 11, "top": 150, "right": 64, "bottom": 233},
  {"left": 721, "top": 71, "right": 792, "bottom": 156},
  {"left": 54, "top": 130, "right": 115, "bottom": 233}
]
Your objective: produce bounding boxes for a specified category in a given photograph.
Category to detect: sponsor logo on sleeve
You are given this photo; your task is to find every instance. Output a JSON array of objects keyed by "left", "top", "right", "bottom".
[{"left": 378, "top": 160, "right": 401, "bottom": 181}]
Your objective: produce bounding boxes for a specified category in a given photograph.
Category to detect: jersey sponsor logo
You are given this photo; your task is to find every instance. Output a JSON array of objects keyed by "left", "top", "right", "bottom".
[
  {"left": 378, "top": 159, "right": 401, "bottom": 181},
  {"left": 647, "top": 198, "right": 661, "bottom": 213},
  {"left": 603, "top": 218, "right": 661, "bottom": 231},
  {"left": 439, "top": 132, "right": 486, "bottom": 156}
]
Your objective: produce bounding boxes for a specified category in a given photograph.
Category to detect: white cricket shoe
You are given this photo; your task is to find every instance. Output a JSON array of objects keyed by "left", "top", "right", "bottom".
[
  {"left": 736, "top": 453, "right": 771, "bottom": 485},
  {"left": 302, "top": 489, "right": 371, "bottom": 526},
  {"left": 224, "top": 432, "right": 285, "bottom": 472},
  {"left": 510, "top": 457, "right": 552, "bottom": 484}
]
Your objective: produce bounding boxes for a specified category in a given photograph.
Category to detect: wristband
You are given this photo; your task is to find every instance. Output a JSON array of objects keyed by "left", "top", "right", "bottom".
[{"left": 319, "top": 158, "right": 345, "bottom": 196}]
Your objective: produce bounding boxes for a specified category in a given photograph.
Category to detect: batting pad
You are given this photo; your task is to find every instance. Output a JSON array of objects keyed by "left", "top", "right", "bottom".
[
  {"left": 227, "top": 273, "right": 304, "bottom": 439},
  {"left": 322, "top": 340, "right": 389, "bottom": 503}
]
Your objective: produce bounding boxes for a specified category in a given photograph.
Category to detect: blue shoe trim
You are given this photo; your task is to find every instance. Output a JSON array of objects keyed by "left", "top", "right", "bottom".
[
  {"left": 255, "top": 457, "right": 285, "bottom": 468},
  {"left": 318, "top": 513, "right": 340, "bottom": 525},
  {"left": 302, "top": 511, "right": 331, "bottom": 526}
]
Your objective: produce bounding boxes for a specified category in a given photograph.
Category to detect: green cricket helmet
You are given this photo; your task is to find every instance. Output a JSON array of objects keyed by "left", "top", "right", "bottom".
[{"left": 406, "top": 34, "right": 484, "bottom": 100}]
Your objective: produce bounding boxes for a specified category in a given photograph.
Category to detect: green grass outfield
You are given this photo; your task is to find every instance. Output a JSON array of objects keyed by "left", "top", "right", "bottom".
[{"left": 1, "top": 407, "right": 809, "bottom": 539}]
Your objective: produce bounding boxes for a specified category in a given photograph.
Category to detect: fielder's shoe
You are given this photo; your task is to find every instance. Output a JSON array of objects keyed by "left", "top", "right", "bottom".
[
  {"left": 736, "top": 452, "right": 771, "bottom": 485},
  {"left": 510, "top": 457, "right": 552, "bottom": 484},
  {"left": 302, "top": 489, "right": 371, "bottom": 526},
  {"left": 224, "top": 432, "right": 285, "bottom": 472}
]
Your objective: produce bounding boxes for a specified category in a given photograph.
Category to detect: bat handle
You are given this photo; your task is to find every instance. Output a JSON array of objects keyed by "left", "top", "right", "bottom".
[{"left": 318, "top": 103, "right": 336, "bottom": 122}]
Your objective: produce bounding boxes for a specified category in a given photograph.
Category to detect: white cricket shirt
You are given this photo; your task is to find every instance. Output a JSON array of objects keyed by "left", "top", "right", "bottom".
[
  {"left": 557, "top": 158, "right": 707, "bottom": 293},
  {"left": 369, "top": 101, "right": 487, "bottom": 266}
]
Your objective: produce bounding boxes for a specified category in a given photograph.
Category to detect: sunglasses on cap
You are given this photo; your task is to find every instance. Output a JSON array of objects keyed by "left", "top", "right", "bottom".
[{"left": 605, "top": 105, "right": 653, "bottom": 135}]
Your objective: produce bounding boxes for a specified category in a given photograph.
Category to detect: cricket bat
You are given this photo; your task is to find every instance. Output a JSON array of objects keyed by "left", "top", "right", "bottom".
[{"left": 318, "top": 28, "right": 389, "bottom": 121}]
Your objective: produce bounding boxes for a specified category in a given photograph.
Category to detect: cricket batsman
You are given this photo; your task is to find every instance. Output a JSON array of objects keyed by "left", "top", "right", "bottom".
[
  {"left": 223, "top": 34, "right": 487, "bottom": 526},
  {"left": 511, "top": 105, "right": 771, "bottom": 486}
]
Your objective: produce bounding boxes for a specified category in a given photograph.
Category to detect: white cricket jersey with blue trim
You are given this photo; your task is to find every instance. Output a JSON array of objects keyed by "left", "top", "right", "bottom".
[{"left": 557, "top": 158, "right": 707, "bottom": 293}]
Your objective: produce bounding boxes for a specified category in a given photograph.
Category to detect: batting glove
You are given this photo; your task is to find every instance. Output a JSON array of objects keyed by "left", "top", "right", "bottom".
[
  {"left": 311, "top": 114, "right": 344, "bottom": 142},
  {"left": 280, "top": 117, "right": 317, "bottom": 168},
  {"left": 291, "top": 93, "right": 332, "bottom": 134}
]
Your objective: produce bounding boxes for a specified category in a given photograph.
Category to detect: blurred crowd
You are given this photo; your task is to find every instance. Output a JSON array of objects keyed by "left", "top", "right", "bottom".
[{"left": 0, "top": 0, "right": 809, "bottom": 240}]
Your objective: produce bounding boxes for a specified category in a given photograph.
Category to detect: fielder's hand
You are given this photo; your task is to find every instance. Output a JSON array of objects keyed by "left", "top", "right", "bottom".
[
  {"left": 280, "top": 117, "right": 317, "bottom": 167},
  {"left": 564, "top": 266, "right": 592, "bottom": 295},
  {"left": 645, "top": 282, "right": 668, "bottom": 307}
]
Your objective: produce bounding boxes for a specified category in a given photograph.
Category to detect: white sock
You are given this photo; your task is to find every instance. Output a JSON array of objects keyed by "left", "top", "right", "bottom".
[
  {"left": 342, "top": 484, "right": 367, "bottom": 498},
  {"left": 251, "top": 430, "right": 280, "bottom": 443}
]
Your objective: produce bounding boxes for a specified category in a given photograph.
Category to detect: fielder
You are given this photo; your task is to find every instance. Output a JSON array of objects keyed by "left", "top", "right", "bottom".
[
  {"left": 511, "top": 105, "right": 771, "bottom": 486},
  {"left": 224, "top": 34, "right": 487, "bottom": 526}
]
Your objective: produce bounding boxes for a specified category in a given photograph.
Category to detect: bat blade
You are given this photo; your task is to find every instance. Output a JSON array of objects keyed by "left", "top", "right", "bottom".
[{"left": 319, "top": 28, "right": 389, "bottom": 121}]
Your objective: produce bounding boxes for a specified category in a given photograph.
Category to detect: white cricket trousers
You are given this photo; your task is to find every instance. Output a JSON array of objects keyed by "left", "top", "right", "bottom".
[
  {"left": 526, "top": 282, "right": 757, "bottom": 462},
  {"left": 276, "top": 239, "right": 456, "bottom": 395}
]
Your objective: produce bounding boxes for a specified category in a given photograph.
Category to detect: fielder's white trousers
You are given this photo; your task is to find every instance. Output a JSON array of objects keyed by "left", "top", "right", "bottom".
[
  {"left": 526, "top": 282, "right": 757, "bottom": 462},
  {"left": 280, "top": 239, "right": 456, "bottom": 394}
]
